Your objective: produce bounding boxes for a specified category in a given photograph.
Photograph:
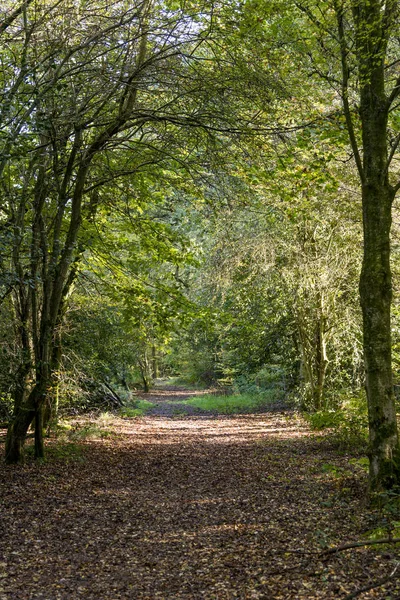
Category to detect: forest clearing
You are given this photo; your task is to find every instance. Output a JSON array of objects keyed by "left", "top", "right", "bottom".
[{"left": 1, "top": 386, "right": 400, "bottom": 600}]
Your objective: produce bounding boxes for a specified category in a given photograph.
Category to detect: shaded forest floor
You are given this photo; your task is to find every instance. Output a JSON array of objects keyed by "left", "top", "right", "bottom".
[{"left": 1, "top": 388, "right": 400, "bottom": 599}]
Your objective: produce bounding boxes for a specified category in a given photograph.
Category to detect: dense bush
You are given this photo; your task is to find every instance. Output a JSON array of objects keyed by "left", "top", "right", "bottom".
[{"left": 305, "top": 392, "right": 368, "bottom": 450}]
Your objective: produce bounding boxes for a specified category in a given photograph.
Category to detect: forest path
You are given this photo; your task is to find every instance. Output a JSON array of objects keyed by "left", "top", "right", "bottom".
[
  {"left": 0, "top": 407, "right": 397, "bottom": 599},
  {"left": 133, "top": 383, "right": 289, "bottom": 417},
  {"left": 134, "top": 384, "right": 219, "bottom": 417}
]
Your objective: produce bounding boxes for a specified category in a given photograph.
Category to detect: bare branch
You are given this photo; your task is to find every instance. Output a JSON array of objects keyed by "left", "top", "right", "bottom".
[
  {"left": 343, "top": 562, "right": 400, "bottom": 600},
  {"left": 386, "top": 132, "right": 400, "bottom": 172},
  {"left": 323, "top": 536, "right": 400, "bottom": 554}
]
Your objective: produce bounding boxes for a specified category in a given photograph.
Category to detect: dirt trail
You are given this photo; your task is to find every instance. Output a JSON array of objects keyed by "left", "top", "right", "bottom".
[
  {"left": 0, "top": 401, "right": 398, "bottom": 599},
  {"left": 135, "top": 385, "right": 217, "bottom": 417},
  {"left": 134, "top": 385, "right": 289, "bottom": 417}
]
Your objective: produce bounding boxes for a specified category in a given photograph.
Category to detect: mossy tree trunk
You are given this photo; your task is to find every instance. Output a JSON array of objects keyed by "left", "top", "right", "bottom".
[
  {"left": 358, "top": 57, "right": 399, "bottom": 491},
  {"left": 5, "top": 404, "right": 35, "bottom": 464},
  {"left": 5, "top": 334, "right": 51, "bottom": 463},
  {"left": 359, "top": 180, "right": 399, "bottom": 489},
  {"left": 334, "top": 0, "right": 400, "bottom": 490}
]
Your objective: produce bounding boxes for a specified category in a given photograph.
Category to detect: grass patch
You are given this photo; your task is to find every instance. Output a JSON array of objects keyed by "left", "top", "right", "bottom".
[
  {"left": 25, "top": 441, "right": 85, "bottom": 463},
  {"left": 182, "top": 391, "right": 276, "bottom": 414},
  {"left": 68, "top": 423, "right": 116, "bottom": 440},
  {"left": 45, "top": 442, "right": 85, "bottom": 462},
  {"left": 120, "top": 399, "right": 153, "bottom": 417}
]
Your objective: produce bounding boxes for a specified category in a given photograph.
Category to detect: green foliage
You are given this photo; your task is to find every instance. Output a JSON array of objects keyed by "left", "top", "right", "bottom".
[
  {"left": 233, "top": 365, "right": 287, "bottom": 397},
  {"left": 120, "top": 400, "right": 154, "bottom": 417},
  {"left": 367, "top": 487, "right": 400, "bottom": 542},
  {"left": 305, "top": 392, "right": 368, "bottom": 450},
  {"left": 319, "top": 463, "right": 352, "bottom": 479},
  {"left": 1, "top": 0, "right": 398, "bottom": 480},
  {"left": 0, "top": 393, "right": 13, "bottom": 422},
  {"left": 366, "top": 521, "right": 400, "bottom": 542},
  {"left": 306, "top": 410, "right": 342, "bottom": 430},
  {"left": 349, "top": 457, "right": 369, "bottom": 472},
  {"left": 160, "top": 377, "right": 208, "bottom": 390},
  {"left": 182, "top": 390, "right": 280, "bottom": 414},
  {"left": 165, "top": 319, "right": 223, "bottom": 385}
]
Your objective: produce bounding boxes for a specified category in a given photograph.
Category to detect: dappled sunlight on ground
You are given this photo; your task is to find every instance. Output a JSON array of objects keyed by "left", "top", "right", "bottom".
[
  {"left": 89, "top": 413, "right": 311, "bottom": 446},
  {"left": 1, "top": 399, "right": 395, "bottom": 599}
]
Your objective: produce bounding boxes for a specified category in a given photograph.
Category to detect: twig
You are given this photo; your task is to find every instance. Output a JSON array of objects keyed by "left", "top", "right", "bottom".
[
  {"left": 343, "top": 562, "right": 400, "bottom": 600},
  {"left": 322, "top": 537, "right": 400, "bottom": 555},
  {"left": 280, "top": 537, "right": 400, "bottom": 558}
]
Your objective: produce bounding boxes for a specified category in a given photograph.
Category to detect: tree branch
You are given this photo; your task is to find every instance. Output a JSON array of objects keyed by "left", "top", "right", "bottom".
[
  {"left": 334, "top": 0, "right": 364, "bottom": 182},
  {"left": 387, "top": 75, "right": 400, "bottom": 108},
  {"left": 386, "top": 132, "right": 400, "bottom": 172},
  {"left": 322, "top": 536, "right": 400, "bottom": 554},
  {"left": 0, "top": 0, "right": 34, "bottom": 34},
  {"left": 343, "top": 562, "right": 399, "bottom": 600}
]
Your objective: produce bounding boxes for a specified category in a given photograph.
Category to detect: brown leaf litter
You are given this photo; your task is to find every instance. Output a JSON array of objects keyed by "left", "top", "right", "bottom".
[{"left": 0, "top": 392, "right": 399, "bottom": 599}]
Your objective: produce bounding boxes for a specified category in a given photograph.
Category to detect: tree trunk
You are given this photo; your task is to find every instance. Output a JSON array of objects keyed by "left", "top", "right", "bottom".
[
  {"left": 34, "top": 405, "right": 44, "bottom": 459},
  {"left": 43, "top": 333, "right": 63, "bottom": 431},
  {"left": 5, "top": 404, "right": 35, "bottom": 464},
  {"left": 359, "top": 181, "right": 400, "bottom": 490},
  {"left": 139, "top": 350, "right": 152, "bottom": 393},
  {"left": 330, "top": 0, "right": 400, "bottom": 491},
  {"left": 152, "top": 345, "right": 158, "bottom": 379},
  {"left": 5, "top": 331, "right": 51, "bottom": 463},
  {"left": 358, "top": 36, "right": 400, "bottom": 490},
  {"left": 314, "top": 311, "right": 328, "bottom": 411}
]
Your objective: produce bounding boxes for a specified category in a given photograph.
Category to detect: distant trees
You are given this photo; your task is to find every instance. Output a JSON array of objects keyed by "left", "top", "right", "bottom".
[{"left": 172, "top": 156, "right": 362, "bottom": 403}]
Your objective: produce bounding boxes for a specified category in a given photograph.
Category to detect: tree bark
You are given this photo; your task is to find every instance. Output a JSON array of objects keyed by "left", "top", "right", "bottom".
[
  {"left": 152, "top": 345, "right": 158, "bottom": 379},
  {"left": 34, "top": 405, "right": 44, "bottom": 459},
  {"left": 332, "top": 0, "right": 400, "bottom": 491},
  {"left": 314, "top": 314, "right": 328, "bottom": 411},
  {"left": 5, "top": 404, "right": 35, "bottom": 464},
  {"left": 356, "top": 0, "right": 400, "bottom": 489},
  {"left": 359, "top": 166, "right": 399, "bottom": 490},
  {"left": 5, "top": 377, "right": 48, "bottom": 463}
]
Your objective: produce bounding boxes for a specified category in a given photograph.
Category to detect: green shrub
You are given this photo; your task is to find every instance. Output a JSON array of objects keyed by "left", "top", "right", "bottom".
[
  {"left": 305, "top": 410, "right": 342, "bottom": 430},
  {"left": 233, "top": 366, "right": 287, "bottom": 401},
  {"left": 305, "top": 391, "right": 368, "bottom": 450},
  {"left": 253, "top": 365, "right": 287, "bottom": 388}
]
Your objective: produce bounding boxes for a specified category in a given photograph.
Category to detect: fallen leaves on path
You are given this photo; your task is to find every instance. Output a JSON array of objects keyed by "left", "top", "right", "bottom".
[{"left": 1, "top": 407, "right": 399, "bottom": 599}]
